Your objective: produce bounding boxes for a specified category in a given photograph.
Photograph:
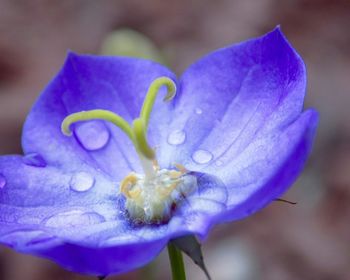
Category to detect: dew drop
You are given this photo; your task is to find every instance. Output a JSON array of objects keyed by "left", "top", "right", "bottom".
[
  {"left": 43, "top": 209, "right": 105, "bottom": 228},
  {"left": 195, "top": 108, "right": 202, "bottom": 115},
  {"left": 101, "top": 234, "right": 139, "bottom": 246},
  {"left": 192, "top": 149, "right": 213, "bottom": 164},
  {"left": 0, "top": 230, "right": 55, "bottom": 247},
  {"left": 23, "top": 153, "right": 47, "bottom": 167},
  {"left": 0, "top": 173, "right": 6, "bottom": 189},
  {"left": 70, "top": 171, "right": 95, "bottom": 192},
  {"left": 75, "top": 120, "right": 110, "bottom": 151},
  {"left": 167, "top": 129, "right": 186, "bottom": 145}
]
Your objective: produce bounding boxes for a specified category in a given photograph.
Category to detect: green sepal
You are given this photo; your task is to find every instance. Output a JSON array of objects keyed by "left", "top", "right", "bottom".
[{"left": 171, "top": 235, "right": 211, "bottom": 280}]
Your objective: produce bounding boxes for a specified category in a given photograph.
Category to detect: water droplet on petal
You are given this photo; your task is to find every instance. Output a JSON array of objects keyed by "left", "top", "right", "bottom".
[
  {"left": 0, "top": 173, "right": 6, "bottom": 189},
  {"left": 75, "top": 120, "right": 110, "bottom": 151},
  {"left": 167, "top": 130, "right": 186, "bottom": 145},
  {"left": 23, "top": 153, "right": 47, "bottom": 167},
  {"left": 215, "top": 160, "right": 223, "bottom": 167},
  {"left": 192, "top": 149, "right": 213, "bottom": 164},
  {"left": 44, "top": 209, "right": 105, "bottom": 228},
  {"left": 70, "top": 171, "right": 95, "bottom": 192},
  {"left": 0, "top": 230, "right": 55, "bottom": 247},
  {"left": 195, "top": 108, "right": 202, "bottom": 115},
  {"left": 101, "top": 234, "right": 139, "bottom": 246}
]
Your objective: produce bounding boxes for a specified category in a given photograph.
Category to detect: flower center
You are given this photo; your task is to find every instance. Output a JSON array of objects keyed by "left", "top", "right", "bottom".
[
  {"left": 120, "top": 164, "right": 197, "bottom": 223},
  {"left": 61, "top": 77, "right": 197, "bottom": 223}
]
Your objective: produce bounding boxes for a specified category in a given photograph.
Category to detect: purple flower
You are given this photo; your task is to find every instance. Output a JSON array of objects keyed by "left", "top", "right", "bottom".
[{"left": 0, "top": 27, "right": 318, "bottom": 276}]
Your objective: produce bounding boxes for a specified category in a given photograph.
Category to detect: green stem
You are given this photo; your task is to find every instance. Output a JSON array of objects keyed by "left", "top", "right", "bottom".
[{"left": 167, "top": 243, "right": 186, "bottom": 280}]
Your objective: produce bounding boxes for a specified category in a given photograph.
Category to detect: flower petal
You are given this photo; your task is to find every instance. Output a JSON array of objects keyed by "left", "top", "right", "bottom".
[
  {"left": 22, "top": 53, "right": 177, "bottom": 180},
  {"left": 0, "top": 155, "right": 168, "bottom": 274},
  {"left": 218, "top": 109, "right": 318, "bottom": 221},
  {"left": 0, "top": 155, "right": 120, "bottom": 227},
  {"left": 0, "top": 156, "right": 225, "bottom": 275},
  {"left": 156, "top": 26, "right": 318, "bottom": 220},
  {"left": 167, "top": 172, "right": 228, "bottom": 238},
  {"left": 158, "top": 27, "right": 307, "bottom": 170}
]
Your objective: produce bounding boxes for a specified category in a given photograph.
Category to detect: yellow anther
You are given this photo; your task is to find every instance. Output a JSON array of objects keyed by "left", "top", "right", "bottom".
[
  {"left": 120, "top": 173, "right": 139, "bottom": 199},
  {"left": 169, "top": 170, "right": 182, "bottom": 179},
  {"left": 174, "top": 163, "right": 188, "bottom": 174},
  {"left": 120, "top": 166, "right": 197, "bottom": 223},
  {"left": 158, "top": 182, "right": 179, "bottom": 197},
  {"left": 128, "top": 187, "right": 142, "bottom": 199}
]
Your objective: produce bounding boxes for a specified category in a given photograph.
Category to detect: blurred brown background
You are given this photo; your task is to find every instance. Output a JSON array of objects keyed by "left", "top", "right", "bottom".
[{"left": 0, "top": 0, "right": 350, "bottom": 279}]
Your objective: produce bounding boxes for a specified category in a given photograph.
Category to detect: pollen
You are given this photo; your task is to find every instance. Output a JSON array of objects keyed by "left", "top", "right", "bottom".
[{"left": 120, "top": 164, "right": 197, "bottom": 224}]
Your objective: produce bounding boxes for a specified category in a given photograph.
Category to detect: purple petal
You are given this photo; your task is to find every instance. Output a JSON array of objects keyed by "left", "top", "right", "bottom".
[
  {"left": 217, "top": 109, "right": 318, "bottom": 221},
  {"left": 0, "top": 156, "right": 226, "bottom": 275},
  {"left": 22, "top": 53, "right": 177, "bottom": 180},
  {"left": 0, "top": 155, "right": 167, "bottom": 274},
  {"left": 169, "top": 172, "right": 228, "bottom": 238},
  {"left": 0, "top": 156, "right": 119, "bottom": 225},
  {"left": 158, "top": 27, "right": 307, "bottom": 169},
  {"left": 157, "top": 27, "right": 318, "bottom": 219}
]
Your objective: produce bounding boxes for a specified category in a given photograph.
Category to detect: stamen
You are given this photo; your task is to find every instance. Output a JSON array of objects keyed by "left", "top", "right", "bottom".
[
  {"left": 158, "top": 182, "right": 179, "bottom": 197},
  {"left": 174, "top": 163, "right": 188, "bottom": 174},
  {"left": 121, "top": 167, "right": 197, "bottom": 223},
  {"left": 140, "top": 77, "right": 176, "bottom": 128},
  {"left": 169, "top": 170, "right": 182, "bottom": 179},
  {"left": 120, "top": 173, "right": 141, "bottom": 199}
]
